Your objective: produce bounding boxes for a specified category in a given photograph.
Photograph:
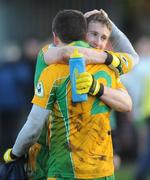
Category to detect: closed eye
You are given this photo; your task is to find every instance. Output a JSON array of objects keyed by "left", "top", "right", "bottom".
[
  {"left": 90, "top": 31, "right": 98, "bottom": 37},
  {"left": 101, "top": 35, "right": 107, "bottom": 41}
]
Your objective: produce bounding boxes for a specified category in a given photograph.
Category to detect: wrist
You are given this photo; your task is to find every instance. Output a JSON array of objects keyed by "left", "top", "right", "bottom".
[
  {"left": 96, "top": 83, "right": 104, "bottom": 97},
  {"left": 89, "top": 75, "right": 100, "bottom": 96},
  {"left": 4, "top": 148, "right": 18, "bottom": 163},
  {"left": 89, "top": 76, "right": 104, "bottom": 97},
  {"left": 105, "top": 51, "right": 120, "bottom": 68},
  {"left": 10, "top": 150, "right": 18, "bottom": 160},
  {"left": 104, "top": 51, "right": 113, "bottom": 65}
]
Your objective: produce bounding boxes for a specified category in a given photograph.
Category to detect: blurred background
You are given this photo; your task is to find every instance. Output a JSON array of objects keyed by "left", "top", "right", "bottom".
[{"left": 0, "top": 0, "right": 150, "bottom": 179}]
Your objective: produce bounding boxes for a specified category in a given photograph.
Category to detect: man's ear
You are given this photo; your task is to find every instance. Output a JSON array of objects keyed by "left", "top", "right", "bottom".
[{"left": 53, "top": 32, "right": 60, "bottom": 46}]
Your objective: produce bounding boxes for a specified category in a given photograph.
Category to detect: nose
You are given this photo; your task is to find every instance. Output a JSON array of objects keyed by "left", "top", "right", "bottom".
[{"left": 95, "top": 38, "right": 104, "bottom": 49}]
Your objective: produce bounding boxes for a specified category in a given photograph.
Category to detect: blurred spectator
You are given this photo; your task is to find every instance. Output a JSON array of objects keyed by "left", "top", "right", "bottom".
[
  {"left": 110, "top": 111, "right": 122, "bottom": 171},
  {"left": 0, "top": 42, "right": 33, "bottom": 159},
  {"left": 22, "top": 38, "right": 40, "bottom": 109},
  {"left": 115, "top": 111, "right": 138, "bottom": 160},
  {"left": 121, "top": 36, "right": 150, "bottom": 180}
]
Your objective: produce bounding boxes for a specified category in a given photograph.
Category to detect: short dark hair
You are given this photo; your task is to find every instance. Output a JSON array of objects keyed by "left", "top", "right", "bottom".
[
  {"left": 52, "top": 9, "right": 87, "bottom": 43},
  {"left": 86, "top": 12, "right": 112, "bottom": 32}
]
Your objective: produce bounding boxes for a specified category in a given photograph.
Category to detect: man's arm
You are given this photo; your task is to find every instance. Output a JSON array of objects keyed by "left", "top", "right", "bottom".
[
  {"left": 12, "top": 105, "right": 50, "bottom": 158},
  {"left": 100, "top": 87, "right": 132, "bottom": 112},
  {"left": 44, "top": 46, "right": 107, "bottom": 65},
  {"left": 76, "top": 72, "right": 132, "bottom": 112},
  {"left": 84, "top": 9, "right": 139, "bottom": 74},
  {"left": 44, "top": 39, "right": 138, "bottom": 76},
  {"left": 108, "top": 18, "right": 139, "bottom": 74},
  {"left": 110, "top": 19, "right": 139, "bottom": 66},
  {"left": 4, "top": 64, "right": 55, "bottom": 163},
  {"left": 84, "top": 9, "right": 139, "bottom": 67},
  {"left": 44, "top": 9, "right": 139, "bottom": 74}
]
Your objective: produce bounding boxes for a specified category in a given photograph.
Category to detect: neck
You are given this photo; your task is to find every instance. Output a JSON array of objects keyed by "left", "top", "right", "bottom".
[{"left": 57, "top": 41, "right": 66, "bottom": 47}]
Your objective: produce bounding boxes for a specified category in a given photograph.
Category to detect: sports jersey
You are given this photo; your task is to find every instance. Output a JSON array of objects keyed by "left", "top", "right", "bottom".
[
  {"left": 112, "top": 52, "right": 133, "bottom": 75},
  {"left": 31, "top": 41, "right": 127, "bottom": 179},
  {"left": 28, "top": 42, "right": 92, "bottom": 179},
  {"left": 34, "top": 44, "right": 50, "bottom": 88},
  {"left": 33, "top": 41, "right": 132, "bottom": 149},
  {"left": 32, "top": 61, "right": 125, "bottom": 178},
  {"left": 34, "top": 41, "right": 91, "bottom": 88},
  {"left": 34, "top": 41, "right": 91, "bottom": 146},
  {"left": 34, "top": 41, "right": 133, "bottom": 88}
]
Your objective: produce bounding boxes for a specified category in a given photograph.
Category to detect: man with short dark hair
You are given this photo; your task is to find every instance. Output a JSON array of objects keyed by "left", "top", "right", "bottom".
[{"left": 52, "top": 9, "right": 87, "bottom": 43}]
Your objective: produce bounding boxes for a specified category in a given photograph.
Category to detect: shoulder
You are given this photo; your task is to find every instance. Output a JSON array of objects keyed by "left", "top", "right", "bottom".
[
  {"left": 87, "top": 64, "right": 115, "bottom": 75},
  {"left": 42, "top": 64, "right": 69, "bottom": 76},
  {"left": 41, "top": 44, "right": 50, "bottom": 53},
  {"left": 37, "top": 44, "right": 51, "bottom": 57}
]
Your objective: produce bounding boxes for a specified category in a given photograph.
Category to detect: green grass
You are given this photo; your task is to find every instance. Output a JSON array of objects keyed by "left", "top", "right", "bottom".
[{"left": 115, "top": 162, "right": 135, "bottom": 180}]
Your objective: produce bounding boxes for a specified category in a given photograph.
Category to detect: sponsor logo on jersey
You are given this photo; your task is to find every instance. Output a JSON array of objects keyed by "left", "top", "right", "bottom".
[
  {"left": 35, "top": 81, "right": 44, "bottom": 97},
  {"left": 121, "top": 55, "right": 128, "bottom": 67}
]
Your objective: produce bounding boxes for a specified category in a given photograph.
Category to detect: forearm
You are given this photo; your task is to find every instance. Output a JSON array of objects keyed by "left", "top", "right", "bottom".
[
  {"left": 12, "top": 105, "right": 50, "bottom": 157},
  {"left": 100, "top": 87, "right": 132, "bottom": 112},
  {"left": 110, "top": 21, "right": 139, "bottom": 66},
  {"left": 44, "top": 47, "right": 68, "bottom": 64},
  {"left": 76, "top": 71, "right": 132, "bottom": 112},
  {"left": 44, "top": 46, "right": 107, "bottom": 65},
  {"left": 79, "top": 48, "right": 107, "bottom": 64}
]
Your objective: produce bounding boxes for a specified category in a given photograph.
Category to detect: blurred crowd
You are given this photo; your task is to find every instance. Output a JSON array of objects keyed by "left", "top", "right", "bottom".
[
  {"left": 0, "top": 38, "right": 41, "bottom": 158},
  {"left": 121, "top": 36, "right": 150, "bottom": 180},
  {"left": 0, "top": 35, "right": 150, "bottom": 179}
]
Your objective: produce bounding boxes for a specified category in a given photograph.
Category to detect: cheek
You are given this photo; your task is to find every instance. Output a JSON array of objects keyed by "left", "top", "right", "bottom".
[
  {"left": 103, "top": 41, "right": 108, "bottom": 48},
  {"left": 99, "top": 39, "right": 107, "bottom": 48},
  {"left": 86, "top": 34, "right": 94, "bottom": 43}
]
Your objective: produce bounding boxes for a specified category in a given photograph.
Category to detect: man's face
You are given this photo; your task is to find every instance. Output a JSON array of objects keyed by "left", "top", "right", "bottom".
[{"left": 86, "top": 21, "right": 111, "bottom": 50}]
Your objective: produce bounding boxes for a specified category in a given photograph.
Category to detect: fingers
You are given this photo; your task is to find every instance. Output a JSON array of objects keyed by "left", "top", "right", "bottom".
[
  {"left": 76, "top": 72, "right": 92, "bottom": 83},
  {"left": 76, "top": 88, "right": 89, "bottom": 94},
  {"left": 76, "top": 72, "right": 91, "bottom": 79},
  {"left": 84, "top": 9, "right": 109, "bottom": 19},
  {"left": 76, "top": 81, "right": 92, "bottom": 90},
  {"left": 76, "top": 72, "right": 93, "bottom": 94},
  {"left": 76, "top": 77, "right": 92, "bottom": 84},
  {"left": 84, "top": 9, "right": 100, "bottom": 18},
  {"left": 99, "top": 9, "right": 108, "bottom": 18},
  {"left": 4, "top": 148, "right": 13, "bottom": 163}
]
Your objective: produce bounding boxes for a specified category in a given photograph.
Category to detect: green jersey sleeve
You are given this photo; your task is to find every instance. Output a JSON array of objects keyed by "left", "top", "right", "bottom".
[{"left": 34, "top": 44, "right": 49, "bottom": 88}]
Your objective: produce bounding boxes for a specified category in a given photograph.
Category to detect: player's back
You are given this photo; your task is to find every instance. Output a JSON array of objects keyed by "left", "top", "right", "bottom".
[{"left": 33, "top": 63, "right": 119, "bottom": 178}]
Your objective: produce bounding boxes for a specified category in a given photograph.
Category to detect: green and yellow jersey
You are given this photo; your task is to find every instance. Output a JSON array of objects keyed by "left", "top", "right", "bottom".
[
  {"left": 34, "top": 41, "right": 133, "bottom": 88},
  {"left": 108, "top": 51, "right": 133, "bottom": 75},
  {"left": 28, "top": 44, "right": 50, "bottom": 179},
  {"left": 34, "top": 44, "right": 50, "bottom": 88},
  {"left": 34, "top": 41, "right": 91, "bottom": 88},
  {"left": 32, "top": 62, "right": 125, "bottom": 178},
  {"left": 30, "top": 41, "right": 129, "bottom": 179}
]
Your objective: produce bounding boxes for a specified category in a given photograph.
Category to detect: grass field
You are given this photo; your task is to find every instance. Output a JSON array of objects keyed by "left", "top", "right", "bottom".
[{"left": 115, "top": 162, "right": 135, "bottom": 180}]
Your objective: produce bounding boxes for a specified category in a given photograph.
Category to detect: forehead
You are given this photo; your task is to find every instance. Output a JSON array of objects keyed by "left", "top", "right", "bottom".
[{"left": 87, "top": 21, "right": 111, "bottom": 36}]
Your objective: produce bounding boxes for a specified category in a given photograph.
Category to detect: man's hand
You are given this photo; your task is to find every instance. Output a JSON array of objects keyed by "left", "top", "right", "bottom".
[
  {"left": 105, "top": 51, "right": 121, "bottom": 75},
  {"left": 3, "top": 148, "right": 18, "bottom": 163},
  {"left": 84, "top": 9, "right": 100, "bottom": 18},
  {"left": 84, "top": 9, "right": 109, "bottom": 21},
  {"left": 76, "top": 72, "right": 104, "bottom": 97},
  {"left": 99, "top": 9, "right": 109, "bottom": 19}
]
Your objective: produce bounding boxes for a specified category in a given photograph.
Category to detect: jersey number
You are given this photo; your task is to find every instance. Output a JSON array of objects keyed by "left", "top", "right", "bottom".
[{"left": 91, "top": 71, "right": 112, "bottom": 115}]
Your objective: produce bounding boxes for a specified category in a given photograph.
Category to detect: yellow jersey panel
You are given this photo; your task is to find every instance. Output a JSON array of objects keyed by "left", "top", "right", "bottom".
[{"left": 32, "top": 64, "right": 123, "bottom": 178}]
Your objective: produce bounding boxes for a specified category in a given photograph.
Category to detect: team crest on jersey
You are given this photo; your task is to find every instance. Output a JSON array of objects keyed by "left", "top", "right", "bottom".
[
  {"left": 35, "top": 81, "right": 44, "bottom": 97},
  {"left": 120, "top": 55, "right": 128, "bottom": 67}
]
